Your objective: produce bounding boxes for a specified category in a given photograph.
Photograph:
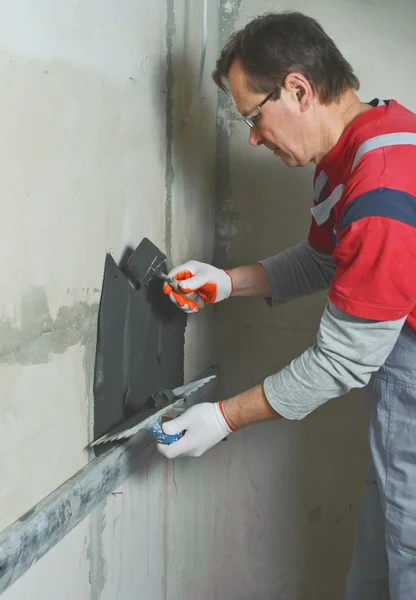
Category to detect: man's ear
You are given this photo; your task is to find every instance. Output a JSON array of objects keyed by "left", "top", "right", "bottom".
[{"left": 283, "top": 72, "right": 314, "bottom": 112}]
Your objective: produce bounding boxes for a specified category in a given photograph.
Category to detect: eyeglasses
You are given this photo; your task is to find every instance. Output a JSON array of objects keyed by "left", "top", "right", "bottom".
[{"left": 242, "top": 88, "right": 278, "bottom": 128}]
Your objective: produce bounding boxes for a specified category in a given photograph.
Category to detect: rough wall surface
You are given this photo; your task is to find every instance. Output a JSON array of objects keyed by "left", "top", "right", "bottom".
[
  {"left": 209, "top": 1, "right": 416, "bottom": 599},
  {"left": 1, "top": 1, "right": 416, "bottom": 599},
  {"left": 1, "top": 1, "right": 217, "bottom": 598}
]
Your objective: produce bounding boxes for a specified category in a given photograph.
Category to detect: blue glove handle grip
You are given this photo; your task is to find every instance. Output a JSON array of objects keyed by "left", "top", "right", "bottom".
[{"left": 145, "top": 421, "right": 185, "bottom": 445}]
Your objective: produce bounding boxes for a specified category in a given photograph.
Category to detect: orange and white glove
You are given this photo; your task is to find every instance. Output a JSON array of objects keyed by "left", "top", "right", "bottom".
[
  {"left": 163, "top": 260, "right": 233, "bottom": 313},
  {"left": 156, "top": 401, "right": 234, "bottom": 458}
]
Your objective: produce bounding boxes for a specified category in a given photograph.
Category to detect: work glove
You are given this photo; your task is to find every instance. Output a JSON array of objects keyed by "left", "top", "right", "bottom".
[
  {"left": 156, "top": 402, "right": 234, "bottom": 458},
  {"left": 163, "top": 260, "right": 233, "bottom": 313}
]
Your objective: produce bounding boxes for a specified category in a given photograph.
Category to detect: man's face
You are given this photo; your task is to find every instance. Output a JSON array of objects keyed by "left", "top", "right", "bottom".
[{"left": 228, "top": 60, "right": 316, "bottom": 167}]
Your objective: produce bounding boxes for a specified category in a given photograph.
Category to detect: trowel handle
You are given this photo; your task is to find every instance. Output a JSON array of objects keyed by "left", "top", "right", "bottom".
[
  {"left": 170, "top": 279, "right": 205, "bottom": 310},
  {"left": 145, "top": 421, "right": 185, "bottom": 445},
  {"left": 157, "top": 271, "right": 205, "bottom": 310},
  {"left": 180, "top": 290, "right": 205, "bottom": 310}
]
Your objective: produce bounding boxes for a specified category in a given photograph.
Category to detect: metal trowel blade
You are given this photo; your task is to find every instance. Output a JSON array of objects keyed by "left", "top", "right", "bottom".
[
  {"left": 89, "top": 402, "right": 184, "bottom": 446},
  {"left": 90, "top": 374, "right": 217, "bottom": 446}
]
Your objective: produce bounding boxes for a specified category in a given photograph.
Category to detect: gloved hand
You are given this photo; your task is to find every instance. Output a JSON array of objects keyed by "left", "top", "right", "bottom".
[
  {"left": 163, "top": 260, "right": 233, "bottom": 313},
  {"left": 156, "top": 402, "right": 234, "bottom": 458}
]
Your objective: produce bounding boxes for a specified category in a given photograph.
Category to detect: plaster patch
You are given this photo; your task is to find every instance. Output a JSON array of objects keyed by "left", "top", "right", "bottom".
[
  {"left": 88, "top": 502, "right": 108, "bottom": 600},
  {"left": 217, "top": 103, "right": 239, "bottom": 136},
  {"left": 0, "top": 286, "right": 98, "bottom": 366},
  {"left": 222, "top": 0, "right": 241, "bottom": 14}
]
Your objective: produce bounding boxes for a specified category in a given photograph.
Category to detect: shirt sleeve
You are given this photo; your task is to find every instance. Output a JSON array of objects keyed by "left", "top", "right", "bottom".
[
  {"left": 263, "top": 301, "right": 406, "bottom": 420},
  {"left": 259, "top": 241, "right": 335, "bottom": 306}
]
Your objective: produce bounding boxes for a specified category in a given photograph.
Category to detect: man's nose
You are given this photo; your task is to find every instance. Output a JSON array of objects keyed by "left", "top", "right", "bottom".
[{"left": 249, "top": 127, "right": 264, "bottom": 147}]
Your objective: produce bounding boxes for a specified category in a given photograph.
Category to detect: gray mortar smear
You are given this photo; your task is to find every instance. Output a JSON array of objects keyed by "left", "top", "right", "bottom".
[
  {"left": 0, "top": 287, "right": 98, "bottom": 366},
  {"left": 88, "top": 501, "right": 107, "bottom": 600},
  {"left": 164, "top": 0, "right": 176, "bottom": 265},
  {"left": 214, "top": 0, "right": 243, "bottom": 268},
  {"left": 92, "top": 253, "right": 186, "bottom": 456}
]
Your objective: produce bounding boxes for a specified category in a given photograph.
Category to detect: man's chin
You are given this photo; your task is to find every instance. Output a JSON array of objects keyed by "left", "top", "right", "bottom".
[{"left": 278, "top": 154, "right": 299, "bottom": 167}]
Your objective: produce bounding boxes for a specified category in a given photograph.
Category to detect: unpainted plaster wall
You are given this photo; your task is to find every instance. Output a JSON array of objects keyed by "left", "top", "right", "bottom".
[
  {"left": 2, "top": 1, "right": 416, "bottom": 599},
  {"left": 208, "top": 1, "right": 416, "bottom": 599},
  {"left": 1, "top": 1, "right": 218, "bottom": 598}
]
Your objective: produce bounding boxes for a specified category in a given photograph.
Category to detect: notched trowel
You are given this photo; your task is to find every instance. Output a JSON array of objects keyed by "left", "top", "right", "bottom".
[
  {"left": 90, "top": 370, "right": 217, "bottom": 446},
  {"left": 128, "top": 237, "right": 205, "bottom": 310}
]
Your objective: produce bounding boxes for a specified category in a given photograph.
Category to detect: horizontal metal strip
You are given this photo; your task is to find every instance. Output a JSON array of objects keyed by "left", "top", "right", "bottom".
[{"left": 0, "top": 367, "right": 218, "bottom": 595}]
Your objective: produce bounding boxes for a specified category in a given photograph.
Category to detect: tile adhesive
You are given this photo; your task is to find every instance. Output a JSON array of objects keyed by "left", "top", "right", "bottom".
[{"left": 93, "top": 245, "right": 186, "bottom": 454}]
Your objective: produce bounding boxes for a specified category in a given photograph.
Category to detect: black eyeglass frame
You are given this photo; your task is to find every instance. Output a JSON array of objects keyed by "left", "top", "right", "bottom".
[{"left": 242, "top": 88, "right": 279, "bottom": 128}]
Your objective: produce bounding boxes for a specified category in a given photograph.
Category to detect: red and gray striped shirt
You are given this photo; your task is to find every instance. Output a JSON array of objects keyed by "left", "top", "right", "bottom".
[{"left": 309, "top": 98, "right": 416, "bottom": 333}]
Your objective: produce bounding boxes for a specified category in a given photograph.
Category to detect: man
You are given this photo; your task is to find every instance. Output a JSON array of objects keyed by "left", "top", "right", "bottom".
[{"left": 159, "top": 12, "right": 416, "bottom": 599}]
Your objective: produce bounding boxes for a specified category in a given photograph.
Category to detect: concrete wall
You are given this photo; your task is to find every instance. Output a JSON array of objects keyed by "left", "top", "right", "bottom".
[
  {"left": 1, "top": 1, "right": 416, "bottom": 599},
  {"left": 0, "top": 1, "right": 218, "bottom": 598},
  {"left": 209, "top": 1, "right": 416, "bottom": 599}
]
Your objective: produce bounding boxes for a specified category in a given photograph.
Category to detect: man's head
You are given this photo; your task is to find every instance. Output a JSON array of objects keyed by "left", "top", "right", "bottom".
[{"left": 213, "top": 12, "right": 360, "bottom": 166}]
